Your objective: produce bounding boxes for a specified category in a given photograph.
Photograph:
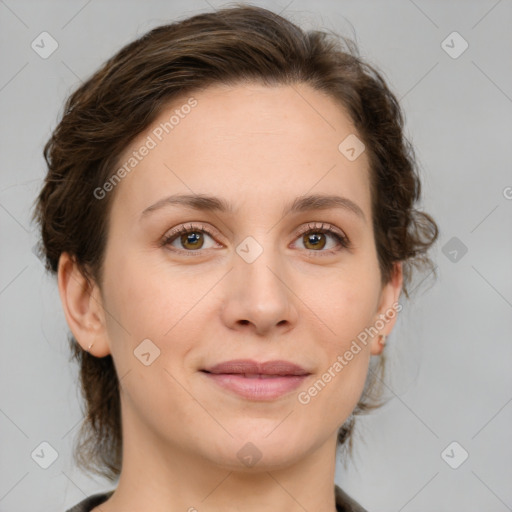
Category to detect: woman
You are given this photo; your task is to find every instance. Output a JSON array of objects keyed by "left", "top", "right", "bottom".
[{"left": 33, "top": 5, "right": 438, "bottom": 512}]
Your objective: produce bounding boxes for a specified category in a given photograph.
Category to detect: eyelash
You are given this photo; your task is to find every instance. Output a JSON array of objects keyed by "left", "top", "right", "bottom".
[{"left": 160, "top": 222, "right": 351, "bottom": 257}]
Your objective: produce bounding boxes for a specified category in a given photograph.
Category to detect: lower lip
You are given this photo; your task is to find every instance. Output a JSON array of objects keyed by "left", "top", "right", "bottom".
[{"left": 201, "top": 372, "right": 309, "bottom": 400}]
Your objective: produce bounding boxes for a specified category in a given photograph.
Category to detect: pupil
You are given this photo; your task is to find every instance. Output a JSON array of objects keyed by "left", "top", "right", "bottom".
[
  {"left": 182, "top": 232, "right": 202, "bottom": 247},
  {"left": 305, "top": 233, "right": 325, "bottom": 249}
]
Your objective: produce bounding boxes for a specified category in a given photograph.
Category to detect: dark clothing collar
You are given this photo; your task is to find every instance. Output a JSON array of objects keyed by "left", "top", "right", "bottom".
[{"left": 66, "top": 485, "right": 367, "bottom": 512}]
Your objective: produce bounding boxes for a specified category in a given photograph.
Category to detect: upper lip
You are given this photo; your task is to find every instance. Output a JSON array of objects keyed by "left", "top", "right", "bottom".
[{"left": 202, "top": 359, "right": 310, "bottom": 376}]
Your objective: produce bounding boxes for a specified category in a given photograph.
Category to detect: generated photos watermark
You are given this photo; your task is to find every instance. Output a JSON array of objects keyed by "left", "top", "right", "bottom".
[
  {"left": 297, "top": 301, "right": 402, "bottom": 405},
  {"left": 93, "top": 96, "right": 198, "bottom": 200}
]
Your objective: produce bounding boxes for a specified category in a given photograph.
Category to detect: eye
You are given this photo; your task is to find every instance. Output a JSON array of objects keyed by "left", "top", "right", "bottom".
[
  {"left": 293, "top": 222, "right": 350, "bottom": 255},
  {"left": 161, "top": 223, "right": 219, "bottom": 254},
  {"left": 161, "top": 221, "right": 350, "bottom": 256}
]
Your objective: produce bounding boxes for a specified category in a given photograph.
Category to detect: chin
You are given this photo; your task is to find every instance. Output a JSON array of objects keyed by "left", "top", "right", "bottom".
[{"left": 200, "top": 428, "right": 311, "bottom": 472}]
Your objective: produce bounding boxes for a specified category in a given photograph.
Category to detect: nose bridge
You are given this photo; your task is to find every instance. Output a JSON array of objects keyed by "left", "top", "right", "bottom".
[
  {"left": 224, "top": 230, "right": 296, "bottom": 332},
  {"left": 235, "top": 231, "right": 287, "bottom": 299}
]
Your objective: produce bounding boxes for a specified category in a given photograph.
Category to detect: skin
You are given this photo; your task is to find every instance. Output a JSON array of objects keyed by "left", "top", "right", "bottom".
[{"left": 58, "top": 82, "right": 402, "bottom": 512}]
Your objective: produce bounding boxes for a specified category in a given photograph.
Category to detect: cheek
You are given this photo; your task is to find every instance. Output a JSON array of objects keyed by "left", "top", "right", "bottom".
[
  {"left": 295, "top": 332, "right": 371, "bottom": 439},
  {"left": 296, "top": 287, "right": 375, "bottom": 426},
  {"left": 328, "top": 288, "right": 379, "bottom": 346},
  {"left": 311, "top": 260, "right": 381, "bottom": 345},
  {"left": 102, "top": 242, "right": 180, "bottom": 331},
  {"left": 296, "top": 263, "right": 380, "bottom": 410},
  {"left": 100, "top": 247, "right": 214, "bottom": 381},
  {"left": 99, "top": 255, "right": 202, "bottom": 420}
]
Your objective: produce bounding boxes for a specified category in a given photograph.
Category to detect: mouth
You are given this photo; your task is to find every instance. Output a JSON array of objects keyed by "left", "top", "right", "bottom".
[{"left": 200, "top": 359, "right": 311, "bottom": 401}]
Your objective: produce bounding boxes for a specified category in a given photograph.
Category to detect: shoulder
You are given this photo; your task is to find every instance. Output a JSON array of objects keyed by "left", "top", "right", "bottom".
[
  {"left": 65, "top": 490, "right": 114, "bottom": 512},
  {"left": 335, "top": 484, "right": 368, "bottom": 512}
]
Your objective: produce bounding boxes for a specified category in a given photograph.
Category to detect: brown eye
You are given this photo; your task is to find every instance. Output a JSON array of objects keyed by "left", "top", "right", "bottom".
[
  {"left": 294, "top": 223, "right": 350, "bottom": 254},
  {"left": 179, "top": 231, "right": 205, "bottom": 250},
  {"left": 162, "top": 224, "right": 218, "bottom": 253},
  {"left": 302, "top": 232, "right": 327, "bottom": 250}
]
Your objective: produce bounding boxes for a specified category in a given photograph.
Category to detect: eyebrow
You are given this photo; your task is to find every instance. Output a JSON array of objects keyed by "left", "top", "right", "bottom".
[{"left": 140, "top": 193, "right": 366, "bottom": 222}]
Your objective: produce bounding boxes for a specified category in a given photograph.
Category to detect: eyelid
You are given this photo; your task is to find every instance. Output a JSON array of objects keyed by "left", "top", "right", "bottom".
[
  {"left": 294, "top": 222, "right": 348, "bottom": 242},
  {"left": 161, "top": 222, "right": 223, "bottom": 245}
]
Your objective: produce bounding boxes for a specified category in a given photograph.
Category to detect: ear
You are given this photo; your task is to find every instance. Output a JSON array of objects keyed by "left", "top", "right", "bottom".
[
  {"left": 370, "top": 261, "right": 403, "bottom": 356},
  {"left": 57, "top": 252, "right": 111, "bottom": 358}
]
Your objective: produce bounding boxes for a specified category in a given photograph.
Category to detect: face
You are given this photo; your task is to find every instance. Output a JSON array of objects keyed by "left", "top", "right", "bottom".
[{"left": 81, "top": 82, "right": 401, "bottom": 470}]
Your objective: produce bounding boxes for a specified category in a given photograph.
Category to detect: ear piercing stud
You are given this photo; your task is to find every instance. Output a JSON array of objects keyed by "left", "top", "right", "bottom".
[
  {"left": 378, "top": 334, "right": 387, "bottom": 346},
  {"left": 87, "top": 342, "right": 94, "bottom": 352}
]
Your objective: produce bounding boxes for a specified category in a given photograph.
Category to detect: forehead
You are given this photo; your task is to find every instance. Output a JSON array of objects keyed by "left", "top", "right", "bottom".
[{"left": 109, "top": 82, "right": 372, "bottom": 219}]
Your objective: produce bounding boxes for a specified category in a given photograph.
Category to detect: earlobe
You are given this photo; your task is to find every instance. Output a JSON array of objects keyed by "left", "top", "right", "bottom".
[
  {"left": 370, "top": 262, "right": 403, "bottom": 356},
  {"left": 57, "top": 252, "right": 111, "bottom": 357}
]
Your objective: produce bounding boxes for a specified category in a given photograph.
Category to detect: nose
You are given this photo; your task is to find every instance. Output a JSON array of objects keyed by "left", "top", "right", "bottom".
[{"left": 220, "top": 241, "right": 299, "bottom": 336}]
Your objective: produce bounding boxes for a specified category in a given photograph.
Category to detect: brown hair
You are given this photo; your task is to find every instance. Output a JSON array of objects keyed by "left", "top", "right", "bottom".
[{"left": 32, "top": 4, "right": 438, "bottom": 481}]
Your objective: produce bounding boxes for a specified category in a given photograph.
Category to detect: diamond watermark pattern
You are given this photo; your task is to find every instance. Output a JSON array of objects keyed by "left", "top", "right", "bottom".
[
  {"left": 338, "top": 134, "right": 365, "bottom": 161},
  {"left": 441, "top": 441, "right": 469, "bottom": 469},
  {"left": 236, "top": 236, "right": 263, "bottom": 264},
  {"left": 31, "top": 441, "right": 59, "bottom": 469},
  {"left": 442, "top": 236, "right": 468, "bottom": 263},
  {"left": 31, "top": 31, "right": 59, "bottom": 59},
  {"left": 134, "top": 338, "right": 161, "bottom": 366},
  {"left": 237, "top": 442, "right": 262, "bottom": 467},
  {"left": 441, "top": 31, "right": 468, "bottom": 59}
]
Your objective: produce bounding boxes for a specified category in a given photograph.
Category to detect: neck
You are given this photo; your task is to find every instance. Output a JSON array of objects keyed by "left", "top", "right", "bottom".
[{"left": 101, "top": 398, "right": 340, "bottom": 512}]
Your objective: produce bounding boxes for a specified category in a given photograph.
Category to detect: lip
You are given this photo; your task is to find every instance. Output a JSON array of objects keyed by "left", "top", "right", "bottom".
[
  {"left": 203, "top": 359, "right": 310, "bottom": 376},
  {"left": 200, "top": 359, "right": 311, "bottom": 401}
]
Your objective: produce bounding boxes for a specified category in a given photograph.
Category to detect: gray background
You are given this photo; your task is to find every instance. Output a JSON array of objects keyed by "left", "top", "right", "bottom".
[{"left": 1, "top": 1, "right": 511, "bottom": 511}]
